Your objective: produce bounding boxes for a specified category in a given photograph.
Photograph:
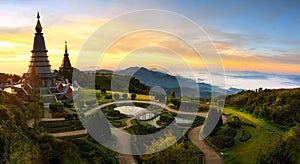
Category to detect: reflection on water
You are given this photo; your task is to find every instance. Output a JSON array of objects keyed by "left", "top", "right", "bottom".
[
  {"left": 114, "top": 106, "right": 157, "bottom": 120},
  {"left": 114, "top": 106, "right": 147, "bottom": 116},
  {"left": 114, "top": 106, "right": 194, "bottom": 126},
  {"left": 175, "top": 117, "right": 193, "bottom": 124}
]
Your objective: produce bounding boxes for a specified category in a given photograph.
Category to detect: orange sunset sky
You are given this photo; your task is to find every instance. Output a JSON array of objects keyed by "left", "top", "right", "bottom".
[{"left": 0, "top": 0, "right": 299, "bottom": 76}]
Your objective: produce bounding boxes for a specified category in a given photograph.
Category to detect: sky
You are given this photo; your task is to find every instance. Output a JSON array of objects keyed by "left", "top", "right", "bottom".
[{"left": 0, "top": 0, "right": 300, "bottom": 89}]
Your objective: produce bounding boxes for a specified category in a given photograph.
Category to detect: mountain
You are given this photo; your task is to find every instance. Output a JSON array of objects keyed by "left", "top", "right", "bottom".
[
  {"left": 116, "top": 67, "right": 243, "bottom": 98},
  {"left": 96, "top": 69, "right": 113, "bottom": 74}
]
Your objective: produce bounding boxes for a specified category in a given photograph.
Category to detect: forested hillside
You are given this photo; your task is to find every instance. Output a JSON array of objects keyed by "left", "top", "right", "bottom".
[
  {"left": 226, "top": 88, "right": 300, "bottom": 128},
  {"left": 73, "top": 69, "right": 150, "bottom": 94},
  {"left": 0, "top": 91, "right": 116, "bottom": 163}
]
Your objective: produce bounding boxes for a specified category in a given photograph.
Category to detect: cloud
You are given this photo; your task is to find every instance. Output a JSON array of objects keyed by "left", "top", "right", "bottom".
[{"left": 0, "top": 1, "right": 299, "bottom": 76}]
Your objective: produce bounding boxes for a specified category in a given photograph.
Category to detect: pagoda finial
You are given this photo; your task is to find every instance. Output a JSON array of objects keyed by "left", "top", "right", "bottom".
[
  {"left": 35, "top": 12, "right": 43, "bottom": 33},
  {"left": 65, "top": 41, "right": 68, "bottom": 54}
]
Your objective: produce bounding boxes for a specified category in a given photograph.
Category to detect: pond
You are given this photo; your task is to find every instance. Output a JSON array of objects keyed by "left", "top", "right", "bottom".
[
  {"left": 175, "top": 117, "right": 194, "bottom": 124},
  {"left": 114, "top": 106, "right": 157, "bottom": 121}
]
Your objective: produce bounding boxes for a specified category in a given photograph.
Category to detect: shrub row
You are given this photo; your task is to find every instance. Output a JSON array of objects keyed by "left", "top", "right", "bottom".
[
  {"left": 192, "top": 116, "right": 205, "bottom": 127},
  {"left": 52, "top": 112, "right": 68, "bottom": 118},
  {"left": 49, "top": 102, "right": 64, "bottom": 112},
  {"left": 241, "top": 122, "right": 256, "bottom": 128},
  {"left": 228, "top": 116, "right": 241, "bottom": 128},
  {"left": 62, "top": 100, "right": 74, "bottom": 108},
  {"left": 40, "top": 119, "right": 84, "bottom": 133},
  {"left": 105, "top": 94, "right": 112, "bottom": 99},
  {"left": 239, "top": 130, "right": 252, "bottom": 142},
  {"left": 211, "top": 135, "right": 235, "bottom": 149},
  {"left": 224, "top": 128, "right": 237, "bottom": 139}
]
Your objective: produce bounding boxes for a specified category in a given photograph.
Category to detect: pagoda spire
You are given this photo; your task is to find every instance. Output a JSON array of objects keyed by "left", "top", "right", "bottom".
[
  {"left": 26, "top": 12, "right": 57, "bottom": 87},
  {"left": 60, "top": 41, "right": 72, "bottom": 70},
  {"left": 65, "top": 41, "right": 68, "bottom": 54},
  {"left": 35, "top": 11, "right": 43, "bottom": 33}
]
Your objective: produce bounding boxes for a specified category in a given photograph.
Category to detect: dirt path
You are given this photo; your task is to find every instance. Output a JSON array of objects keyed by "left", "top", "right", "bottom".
[
  {"left": 188, "top": 126, "right": 224, "bottom": 164},
  {"left": 120, "top": 118, "right": 133, "bottom": 130}
]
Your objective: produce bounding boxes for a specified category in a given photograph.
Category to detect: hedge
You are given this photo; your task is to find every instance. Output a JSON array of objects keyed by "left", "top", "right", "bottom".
[
  {"left": 224, "top": 128, "right": 237, "bottom": 139},
  {"left": 239, "top": 130, "right": 252, "bottom": 142},
  {"left": 228, "top": 116, "right": 241, "bottom": 128},
  {"left": 211, "top": 135, "right": 235, "bottom": 149},
  {"left": 49, "top": 102, "right": 64, "bottom": 112},
  {"left": 105, "top": 94, "right": 112, "bottom": 99}
]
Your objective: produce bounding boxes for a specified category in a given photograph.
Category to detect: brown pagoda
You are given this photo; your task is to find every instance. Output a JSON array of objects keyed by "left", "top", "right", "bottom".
[
  {"left": 24, "top": 12, "right": 57, "bottom": 87},
  {"left": 58, "top": 41, "right": 73, "bottom": 81},
  {"left": 60, "top": 41, "right": 72, "bottom": 71}
]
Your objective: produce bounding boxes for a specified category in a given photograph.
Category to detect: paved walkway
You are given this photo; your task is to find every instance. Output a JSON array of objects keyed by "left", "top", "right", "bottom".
[
  {"left": 43, "top": 107, "right": 52, "bottom": 118},
  {"left": 51, "top": 129, "right": 88, "bottom": 137},
  {"left": 112, "top": 127, "right": 137, "bottom": 164},
  {"left": 120, "top": 118, "right": 133, "bottom": 130},
  {"left": 42, "top": 118, "right": 65, "bottom": 121}
]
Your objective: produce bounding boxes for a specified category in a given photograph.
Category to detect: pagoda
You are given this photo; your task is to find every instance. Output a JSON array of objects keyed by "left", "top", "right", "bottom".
[
  {"left": 58, "top": 41, "right": 73, "bottom": 81},
  {"left": 24, "top": 12, "right": 57, "bottom": 87},
  {"left": 60, "top": 41, "right": 72, "bottom": 71}
]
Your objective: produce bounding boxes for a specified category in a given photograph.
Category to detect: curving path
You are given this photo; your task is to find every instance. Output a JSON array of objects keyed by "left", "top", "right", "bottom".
[
  {"left": 91, "top": 100, "right": 225, "bottom": 164},
  {"left": 188, "top": 125, "right": 224, "bottom": 164},
  {"left": 84, "top": 100, "right": 209, "bottom": 118},
  {"left": 45, "top": 100, "right": 224, "bottom": 164}
]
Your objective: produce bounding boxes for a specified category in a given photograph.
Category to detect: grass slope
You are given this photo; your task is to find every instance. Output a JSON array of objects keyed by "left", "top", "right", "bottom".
[{"left": 218, "top": 107, "right": 286, "bottom": 163}]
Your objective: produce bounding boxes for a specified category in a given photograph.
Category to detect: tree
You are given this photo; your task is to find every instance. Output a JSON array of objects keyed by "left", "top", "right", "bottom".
[
  {"left": 171, "top": 98, "right": 181, "bottom": 108},
  {"left": 154, "top": 93, "right": 165, "bottom": 103},
  {"left": 257, "top": 134, "right": 297, "bottom": 163},
  {"left": 26, "top": 67, "right": 42, "bottom": 88},
  {"left": 131, "top": 93, "right": 137, "bottom": 100},
  {"left": 26, "top": 80, "right": 43, "bottom": 128},
  {"left": 170, "top": 90, "right": 176, "bottom": 99},
  {"left": 140, "top": 131, "right": 201, "bottom": 163},
  {"left": 0, "top": 93, "right": 42, "bottom": 163},
  {"left": 122, "top": 93, "right": 128, "bottom": 100},
  {"left": 113, "top": 93, "right": 119, "bottom": 100},
  {"left": 101, "top": 88, "right": 106, "bottom": 93},
  {"left": 49, "top": 102, "right": 64, "bottom": 112}
]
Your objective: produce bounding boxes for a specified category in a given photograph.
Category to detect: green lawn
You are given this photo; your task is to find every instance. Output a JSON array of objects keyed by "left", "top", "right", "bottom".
[
  {"left": 108, "top": 117, "right": 129, "bottom": 128},
  {"left": 217, "top": 107, "right": 286, "bottom": 163},
  {"left": 220, "top": 123, "right": 281, "bottom": 163},
  {"left": 223, "top": 107, "right": 284, "bottom": 135}
]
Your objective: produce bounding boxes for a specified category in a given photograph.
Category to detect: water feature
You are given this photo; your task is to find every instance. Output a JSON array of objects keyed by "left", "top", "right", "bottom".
[
  {"left": 175, "top": 117, "right": 194, "bottom": 124},
  {"left": 114, "top": 106, "right": 157, "bottom": 120}
]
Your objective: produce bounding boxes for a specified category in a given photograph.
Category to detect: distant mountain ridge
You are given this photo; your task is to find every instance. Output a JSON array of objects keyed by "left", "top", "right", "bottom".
[{"left": 115, "top": 67, "right": 243, "bottom": 98}]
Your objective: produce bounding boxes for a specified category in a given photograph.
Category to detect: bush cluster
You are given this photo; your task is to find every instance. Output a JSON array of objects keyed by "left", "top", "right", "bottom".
[
  {"left": 239, "top": 130, "right": 252, "bottom": 142},
  {"left": 49, "top": 102, "right": 64, "bottom": 112},
  {"left": 228, "top": 116, "right": 241, "bottom": 128}
]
